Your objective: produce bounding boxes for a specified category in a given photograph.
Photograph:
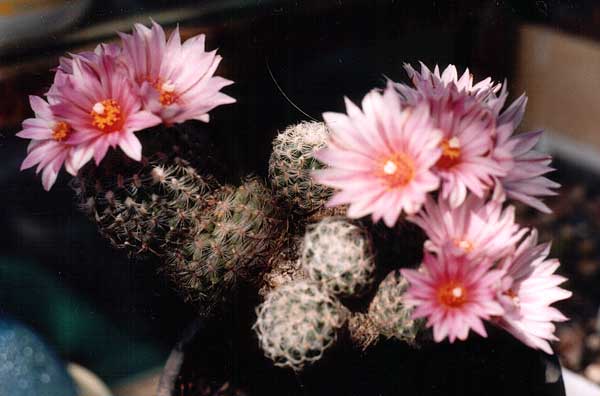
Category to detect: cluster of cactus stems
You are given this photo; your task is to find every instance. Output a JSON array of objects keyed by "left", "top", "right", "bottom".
[{"left": 75, "top": 121, "right": 421, "bottom": 364}]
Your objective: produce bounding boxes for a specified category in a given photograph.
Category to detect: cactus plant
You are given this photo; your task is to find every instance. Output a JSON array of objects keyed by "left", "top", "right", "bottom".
[
  {"left": 73, "top": 154, "right": 216, "bottom": 256},
  {"left": 268, "top": 122, "right": 333, "bottom": 213},
  {"left": 165, "top": 177, "right": 286, "bottom": 314},
  {"left": 254, "top": 280, "right": 348, "bottom": 371},
  {"left": 347, "top": 312, "right": 380, "bottom": 350},
  {"left": 259, "top": 237, "right": 306, "bottom": 298},
  {"left": 301, "top": 218, "right": 376, "bottom": 298},
  {"left": 368, "top": 270, "right": 421, "bottom": 344}
]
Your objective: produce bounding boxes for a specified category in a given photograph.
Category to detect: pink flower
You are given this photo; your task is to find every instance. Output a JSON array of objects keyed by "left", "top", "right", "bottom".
[
  {"left": 401, "top": 252, "right": 504, "bottom": 342},
  {"left": 394, "top": 65, "right": 506, "bottom": 208},
  {"left": 494, "top": 230, "right": 571, "bottom": 354},
  {"left": 313, "top": 86, "right": 442, "bottom": 227},
  {"left": 491, "top": 93, "right": 560, "bottom": 213},
  {"left": 409, "top": 194, "right": 527, "bottom": 262},
  {"left": 119, "top": 21, "right": 236, "bottom": 125},
  {"left": 16, "top": 96, "right": 80, "bottom": 190},
  {"left": 50, "top": 48, "right": 161, "bottom": 168},
  {"left": 397, "top": 63, "right": 559, "bottom": 212},
  {"left": 399, "top": 62, "right": 501, "bottom": 101}
]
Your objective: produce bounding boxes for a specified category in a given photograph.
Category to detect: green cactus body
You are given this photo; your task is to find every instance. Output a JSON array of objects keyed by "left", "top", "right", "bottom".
[
  {"left": 268, "top": 122, "right": 333, "bottom": 213},
  {"left": 254, "top": 280, "right": 348, "bottom": 371},
  {"left": 73, "top": 157, "right": 215, "bottom": 256},
  {"left": 166, "top": 177, "right": 286, "bottom": 314},
  {"left": 301, "top": 218, "right": 375, "bottom": 298},
  {"left": 368, "top": 270, "right": 421, "bottom": 344}
]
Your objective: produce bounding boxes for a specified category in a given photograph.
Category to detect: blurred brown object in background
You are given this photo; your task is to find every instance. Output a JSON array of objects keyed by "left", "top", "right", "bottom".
[{"left": 514, "top": 24, "right": 600, "bottom": 152}]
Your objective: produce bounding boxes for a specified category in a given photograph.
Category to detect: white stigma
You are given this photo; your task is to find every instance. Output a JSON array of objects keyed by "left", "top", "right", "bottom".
[
  {"left": 457, "top": 240, "right": 472, "bottom": 251},
  {"left": 383, "top": 160, "right": 398, "bottom": 175},
  {"left": 161, "top": 81, "right": 176, "bottom": 93},
  {"left": 448, "top": 137, "right": 461, "bottom": 149},
  {"left": 451, "top": 287, "right": 464, "bottom": 298},
  {"left": 93, "top": 102, "right": 105, "bottom": 115}
]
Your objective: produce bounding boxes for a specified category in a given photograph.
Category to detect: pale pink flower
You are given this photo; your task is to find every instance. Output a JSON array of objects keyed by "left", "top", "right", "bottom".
[
  {"left": 399, "top": 63, "right": 559, "bottom": 212},
  {"left": 16, "top": 96, "right": 79, "bottom": 190},
  {"left": 50, "top": 48, "right": 161, "bottom": 168},
  {"left": 399, "top": 62, "right": 501, "bottom": 102},
  {"left": 401, "top": 252, "right": 504, "bottom": 342},
  {"left": 491, "top": 92, "right": 560, "bottom": 213},
  {"left": 119, "top": 21, "right": 235, "bottom": 125},
  {"left": 409, "top": 194, "right": 527, "bottom": 262},
  {"left": 494, "top": 230, "right": 571, "bottom": 354},
  {"left": 313, "top": 87, "right": 442, "bottom": 227},
  {"left": 394, "top": 66, "right": 506, "bottom": 208}
]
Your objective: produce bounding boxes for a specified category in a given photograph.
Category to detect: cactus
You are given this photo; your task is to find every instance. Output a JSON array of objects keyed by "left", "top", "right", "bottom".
[
  {"left": 347, "top": 312, "right": 380, "bottom": 350},
  {"left": 259, "top": 237, "right": 306, "bottom": 298},
  {"left": 165, "top": 177, "right": 286, "bottom": 314},
  {"left": 301, "top": 218, "right": 376, "bottom": 298},
  {"left": 254, "top": 280, "right": 348, "bottom": 371},
  {"left": 268, "top": 122, "right": 333, "bottom": 213},
  {"left": 72, "top": 154, "right": 216, "bottom": 256},
  {"left": 368, "top": 270, "right": 421, "bottom": 344}
]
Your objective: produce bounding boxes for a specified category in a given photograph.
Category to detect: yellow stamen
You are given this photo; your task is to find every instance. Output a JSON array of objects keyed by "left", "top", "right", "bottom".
[
  {"left": 453, "top": 238, "right": 474, "bottom": 253},
  {"left": 436, "top": 137, "right": 461, "bottom": 169},
  {"left": 52, "top": 121, "right": 71, "bottom": 142},
  {"left": 91, "top": 99, "right": 123, "bottom": 133}
]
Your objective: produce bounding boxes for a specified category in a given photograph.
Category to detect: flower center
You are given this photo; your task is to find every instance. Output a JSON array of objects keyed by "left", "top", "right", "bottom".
[
  {"left": 453, "top": 238, "right": 474, "bottom": 253},
  {"left": 379, "top": 153, "right": 415, "bottom": 189},
  {"left": 437, "top": 282, "right": 468, "bottom": 308},
  {"left": 52, "top": 121, "right": 71, "bottom": 142},
  {"left": 91, "top": 99, "right": 123, "bottom": 133},
  {"left": 504, "top": 288, "right": 520, "bottom": 304},
  {"left": 436, "top": 137, "right": 461, "bottom": 170},
  {"left": 154, "top": 80, "right": 178, "bottom": 106}
]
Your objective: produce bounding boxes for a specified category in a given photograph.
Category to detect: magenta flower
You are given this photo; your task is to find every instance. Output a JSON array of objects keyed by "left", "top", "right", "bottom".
[
  {"left": 394, "top": 65, "right": 506, "bottom": 208},
  {"left": 401, "top": 252, "right": 504, "bottom": 342},
  {"left": 313, "top": 87, "right": 442, "bottom": 227},
  {"left": 409, "top": 194, "right": 527, "bottom": 262},
  {"left": 16, "top": 96, "right": 80, "bottom": 190},
  {"left": 494, "top": 230, "right": 571, "bottom": 354},
  {"left": 50, "top": 48, "right": 161, "bottom": 167},
  {"left": 119, "top": 21, "right": 236, "bottom": 125}
]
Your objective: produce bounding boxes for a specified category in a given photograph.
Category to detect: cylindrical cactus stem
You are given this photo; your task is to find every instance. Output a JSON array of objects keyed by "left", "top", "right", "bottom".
[
  {"left": 367, "top": 270, "right": 422, "bottom": 345},
  {"left": 73, "top": 156, "right": 217, "bottom": 256},
  {"left": 164, "top": 177, "right": 287, "bottom": 315},
  {"left": 268, "top": 121, "right": 333, "bottom": 213},
  {"left": 254, "top": 280, "right": 349, "bottom": 371}
]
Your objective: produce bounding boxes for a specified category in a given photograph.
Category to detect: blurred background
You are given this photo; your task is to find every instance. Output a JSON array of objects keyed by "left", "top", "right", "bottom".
[{"left": 1, "top": 0, "right": 600, "bottom": 394}]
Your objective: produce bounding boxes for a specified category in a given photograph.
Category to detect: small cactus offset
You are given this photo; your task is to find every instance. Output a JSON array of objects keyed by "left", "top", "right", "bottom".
[
  {"left": 368, "top": 270, "right": 421, "bottom": 344},
  {"left": 268, "top": 122, "right": 333, "bottom": 213},
  {"left": 347, "top": 312, "right": 380, "bottom": 351},
  {"left": 259, "top": 237, "right": 306, "bottom": 298},
  {"left": 165, "top": 177, "right": 286, "bottom": 314},
  {"left": 254, "top": 280, "right": 348, "bottom": 371},
  {"left": 301, "top": 218, "right": 376, "bottom": 298},
  {"left": 73, "top": 155, "right": 216, "bottom": 256}
]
